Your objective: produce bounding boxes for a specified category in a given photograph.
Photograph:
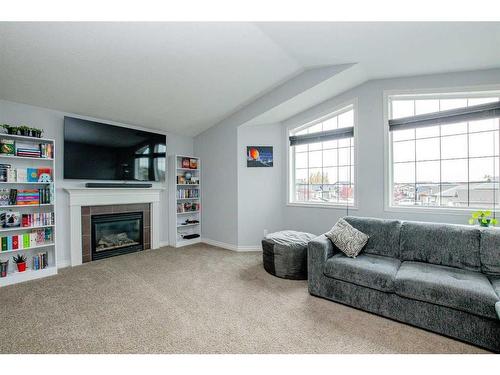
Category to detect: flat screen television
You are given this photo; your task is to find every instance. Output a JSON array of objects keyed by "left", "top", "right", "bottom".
[{"left": 64, "top": 116, "right": 166, "bottom": 182}]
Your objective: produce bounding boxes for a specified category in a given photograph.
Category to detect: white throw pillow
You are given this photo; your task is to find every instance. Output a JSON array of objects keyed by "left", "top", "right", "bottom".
[{"left": 325, "top": 218, "right": 369, "bottom": 258}]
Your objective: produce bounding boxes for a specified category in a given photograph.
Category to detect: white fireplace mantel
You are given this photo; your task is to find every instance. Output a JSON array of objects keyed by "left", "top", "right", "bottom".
[{"left": 65, "top": 188, "right": 164, "bottom": 266}]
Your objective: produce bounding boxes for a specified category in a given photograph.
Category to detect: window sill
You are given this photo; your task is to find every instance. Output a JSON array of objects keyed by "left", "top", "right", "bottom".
[
  {"left": 287, "top": 202, "right": 358, "bottom": 210},
  {"left": 384, "top": 205, "right": 499, "bottom": 216}
]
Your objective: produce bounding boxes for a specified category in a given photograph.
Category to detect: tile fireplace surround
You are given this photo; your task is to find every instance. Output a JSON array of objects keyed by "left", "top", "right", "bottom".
[{"left": 65, "top": 188, "right": 163, "bottom": 266}]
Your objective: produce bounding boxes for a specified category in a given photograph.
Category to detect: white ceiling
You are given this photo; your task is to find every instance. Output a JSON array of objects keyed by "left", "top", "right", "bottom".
[{"left": 1, "top": 22, "right": 500, "bottom": 136}]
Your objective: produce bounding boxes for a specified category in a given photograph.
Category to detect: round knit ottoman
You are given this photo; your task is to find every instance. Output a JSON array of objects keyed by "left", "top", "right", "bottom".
[{"left": 261, "top": 230, "right": 317, "bottom": 280}]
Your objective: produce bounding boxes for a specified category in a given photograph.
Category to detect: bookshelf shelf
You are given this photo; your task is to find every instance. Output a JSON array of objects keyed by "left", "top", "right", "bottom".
[
  {"left": 177, "top": 210, "right": 200, "bottom": 215},
  {"left": 177, "top": 223, "right": 200, "bottom": 228},
  {"left": 0, "top": 181, "right": 53, "bottom": 185},
  {"left": 0, "top": 155, "right": 53, "bottom": 161},
  {"left": 0, "top": 204, "right": 53, "bottom": 208},
  {"left": 0, "top": 134, "right": 57, "bottom": 286},
  {"left": 0, "top": 224, "right": 54, "bottom": 233},
  {"left": 177, "top": 168, "right": 200, "bottom": 171},
  {"left": 0, "top": 265, "right": 57, "bottom": 287},
  {"left": 0, "top": 242, "right": 55, "bottom": 254},
  {"left": 0, "top": 134, "right": 55, "bottom": 143},
  {"left": 169, "top": 155, "right": 201, "bottom": 248}
]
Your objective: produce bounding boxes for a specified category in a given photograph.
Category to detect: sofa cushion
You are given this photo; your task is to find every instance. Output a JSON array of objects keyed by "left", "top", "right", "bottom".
[
  {"left": 480, "top": 228, "right": 500, "bottom": 276},
  {"left": 344, "top": 216, "right": 401, "bottom": 258},
  {"left": 400, "top": 221, "right": 481, "bottom": 271},
  {"left": 324, "top": 253, "right": 401, "bottom": 292},
  {"left": 325, "top": 218, "right": 369, "bottom": 258},
  {"left": 395, "top": 261, "right": 498, "bottom": 319}
]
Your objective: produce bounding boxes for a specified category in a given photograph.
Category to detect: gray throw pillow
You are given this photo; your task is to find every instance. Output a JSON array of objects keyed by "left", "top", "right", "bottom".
[{"left": 325, "top": 218, "right": 369, "bottom": 258}]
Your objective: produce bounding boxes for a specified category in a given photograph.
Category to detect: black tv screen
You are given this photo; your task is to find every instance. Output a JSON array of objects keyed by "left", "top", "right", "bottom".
[{"left": 64, "top": 117, "right": 166, "bottom": 182}]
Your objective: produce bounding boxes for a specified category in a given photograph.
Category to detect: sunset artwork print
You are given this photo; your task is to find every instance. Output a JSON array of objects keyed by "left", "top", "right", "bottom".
[{"left": 247, "top": 146, "right": 273, "bottom": 167}]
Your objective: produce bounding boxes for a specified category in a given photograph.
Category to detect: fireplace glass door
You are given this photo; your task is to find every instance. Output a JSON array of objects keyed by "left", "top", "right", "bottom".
[{"left": 91, "top": 212, "right": 143, "bottom": 260}]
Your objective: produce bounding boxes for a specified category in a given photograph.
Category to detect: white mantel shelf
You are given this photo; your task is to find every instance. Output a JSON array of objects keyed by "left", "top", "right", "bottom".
[{"left": 65, "top": 188, "right": 164, "bottom": 267}]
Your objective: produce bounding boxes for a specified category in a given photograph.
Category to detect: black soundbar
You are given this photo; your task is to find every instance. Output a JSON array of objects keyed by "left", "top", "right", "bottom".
[{"left": 85, "top": 183, "right": 153, "bottom": 188}]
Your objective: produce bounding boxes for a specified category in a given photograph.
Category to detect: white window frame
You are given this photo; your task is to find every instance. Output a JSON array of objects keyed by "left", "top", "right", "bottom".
[
  {"left": 287, "top": 99, "right": 359, "bottom": 209},
  {"left": 383, "top": 85, "right": 500, "bottom": 214}
]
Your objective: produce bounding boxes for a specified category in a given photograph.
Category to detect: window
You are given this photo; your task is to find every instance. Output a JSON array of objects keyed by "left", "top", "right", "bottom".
[
  {"left": 289, "top": 103, "right": 356, "bottom": 206},
  {"left": 388, "top": 91, "right": 500, "bottom": 210}
]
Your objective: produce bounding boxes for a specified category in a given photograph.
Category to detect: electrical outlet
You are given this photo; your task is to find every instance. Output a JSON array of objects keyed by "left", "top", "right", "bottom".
[{"left": 263, "top": 229, "right": 268, "bottom": 237}]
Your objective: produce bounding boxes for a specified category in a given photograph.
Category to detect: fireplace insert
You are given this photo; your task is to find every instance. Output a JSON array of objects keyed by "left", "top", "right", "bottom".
[{"left": 91, "top": 212, "right": 144, "bottom": 260}]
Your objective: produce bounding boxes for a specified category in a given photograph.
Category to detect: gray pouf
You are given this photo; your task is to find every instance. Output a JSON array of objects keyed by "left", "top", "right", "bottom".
[{"left": 262, "top": 230, "right": 317, "bottom": 280}]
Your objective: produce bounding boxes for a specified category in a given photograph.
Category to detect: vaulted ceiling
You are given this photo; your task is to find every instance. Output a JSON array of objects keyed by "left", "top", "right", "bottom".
[{"left": 1, "top": 22, "right": 499, "bottom": 136}]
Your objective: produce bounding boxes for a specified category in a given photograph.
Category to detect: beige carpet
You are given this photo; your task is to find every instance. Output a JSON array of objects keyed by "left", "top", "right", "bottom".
[{"left": 0, "top": 244, "right": 488, "bottom": 353}]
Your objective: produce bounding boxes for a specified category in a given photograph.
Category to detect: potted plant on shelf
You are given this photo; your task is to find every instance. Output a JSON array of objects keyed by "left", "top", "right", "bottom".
[
  {"left": 2, "top": 124, "right": 19, "bottom": 135},
  {"left": 12, "top": 254, "right": 27, "bottom": 272},
  {"left": 31, "top": 127, "right": 43, "bottom": 138},
  {"left": 18, "top": 125, "right": 32, "bottom": 137},
  {"left": 468, "top": 210, "right": 498, "bottom": 227}
]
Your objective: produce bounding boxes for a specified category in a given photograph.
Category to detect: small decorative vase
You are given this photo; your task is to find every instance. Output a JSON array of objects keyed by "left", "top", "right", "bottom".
[{"left": 0, "top": 260, "right": 8, "bottom": 277}]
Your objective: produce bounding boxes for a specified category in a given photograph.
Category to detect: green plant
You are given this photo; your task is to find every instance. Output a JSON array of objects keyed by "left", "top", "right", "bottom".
[
  {"left": 12, "top": 254, "right": 27, "bottom": 264},
  {"left": 468, "top": 210, "right": 498, "bottom": 227},
  {"left": 2, "top": 124, "right": 18, "bottom": 134},
  {"left": 31, "top": 127, "right": 43, "bottom": 136}
]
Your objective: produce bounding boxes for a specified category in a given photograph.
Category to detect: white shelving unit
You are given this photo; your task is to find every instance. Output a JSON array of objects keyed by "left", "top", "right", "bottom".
[
  {"left": 0, "top": 134, "right": 57, "bottom": 287},
  {"left": 168, "top": 155, "right": 201, "bottom": 247}
]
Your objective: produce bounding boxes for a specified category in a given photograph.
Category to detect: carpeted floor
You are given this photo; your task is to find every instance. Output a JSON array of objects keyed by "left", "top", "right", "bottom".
[{"left": 0, "top": 244, "right": 488, "bottom": 353}]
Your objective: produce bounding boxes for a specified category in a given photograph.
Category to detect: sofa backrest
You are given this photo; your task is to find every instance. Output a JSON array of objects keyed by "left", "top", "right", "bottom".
[
  {"left": 400, "top": 221, "right": 481, "bottom": 271},
  {"left": 344, "top": 216, "right": 401, "bottom": 258},
  {"left": 480, "top": 228, "right": 500, "bottom": 276}
]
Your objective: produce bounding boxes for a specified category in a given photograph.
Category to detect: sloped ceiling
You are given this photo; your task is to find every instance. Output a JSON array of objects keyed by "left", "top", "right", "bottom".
[{"left": 1, "top": 22, "right": 499, "bottom": 136}]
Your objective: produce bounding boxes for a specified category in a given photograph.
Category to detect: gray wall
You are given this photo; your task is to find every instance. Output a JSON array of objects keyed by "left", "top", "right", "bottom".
[
  {"left": 194, "top": 124, "right": 238, "bottom": 245},
  {"left": 237, "top": 123, "right": 283, "bottom": 247},
  {"left": 281, "top": 68, "right": 500, "bottom": 236},
  {"left": 0, "top": 99, "right": 193, "bottom": 266},
  {"left": 195, "top": 68, "right": 500, "bottom": 249}
]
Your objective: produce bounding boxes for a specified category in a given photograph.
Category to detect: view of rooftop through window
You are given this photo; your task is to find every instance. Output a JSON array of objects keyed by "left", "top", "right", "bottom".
[
  {"left": 389, "top": 94, "right": 500, "bottom": 209},
  {"left": 290, "top": 105, "right": 355, "bottom": 206}
]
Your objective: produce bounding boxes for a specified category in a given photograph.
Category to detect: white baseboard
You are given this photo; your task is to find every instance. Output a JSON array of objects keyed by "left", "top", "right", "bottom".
[
  {"left": 202, "top": 238, "right": 262, "bottom": 252},
  {"left": 57, "top": 258, "right": 71, "bottom": 269},
  {"left": 159, "top": 241, "right": 170, "bottom": 248}
]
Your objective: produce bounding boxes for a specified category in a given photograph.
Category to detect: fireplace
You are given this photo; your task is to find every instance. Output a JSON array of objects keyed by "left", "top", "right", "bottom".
[{"left": 91, "top": 212, "right": 144, "bottom": 260}]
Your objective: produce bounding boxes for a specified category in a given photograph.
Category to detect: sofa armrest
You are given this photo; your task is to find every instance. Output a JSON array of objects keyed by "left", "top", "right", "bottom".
[
  {"left": 308, "top": 235, "right": 336, "bottom": 294},
  {"left": 308, "top": 235, "right": 335, "bottom": 263}
]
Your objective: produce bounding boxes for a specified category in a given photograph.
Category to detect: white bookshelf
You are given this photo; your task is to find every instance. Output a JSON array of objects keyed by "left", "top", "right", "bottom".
[
  {"left": 0, "top": 133, "right": 57, "bottom": 287},
  {"left": 168, "top": 155, "right": 201, "bottom": 247}
]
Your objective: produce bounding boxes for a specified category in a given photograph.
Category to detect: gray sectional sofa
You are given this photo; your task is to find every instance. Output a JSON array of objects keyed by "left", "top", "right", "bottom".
[{"left": 308, "top": 216, "right": 500, "bottom": 352}]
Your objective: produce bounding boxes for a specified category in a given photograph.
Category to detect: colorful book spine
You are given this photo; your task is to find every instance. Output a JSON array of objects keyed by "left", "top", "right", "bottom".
[{"left": 23, "top": 233, "right": 30, "bottom": 249}]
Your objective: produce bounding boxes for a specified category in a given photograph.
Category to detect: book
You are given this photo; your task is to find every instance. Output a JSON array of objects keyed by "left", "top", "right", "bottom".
[
  {"left": 0, "top": 189, "right": 10, "bottom": 206},
  {"left": 8, "top": 189, "right": 17, "bottom": 205},
  {"left": 0, "top": 164, "right": 11, "bottom": 182},
  {"left": 0, "top": 140, "right": 15, "bottom": 155},
  {"left": 16, "top": 168, "right": 27, "bottom": 182},
  {"left": 1, "top": 237, "right": 7, "bottom": 251},
  {"left": 37, "top": 168, "right": 52, "bottom": 182},
  {"left": 27, "top": 168, "right": 38, "bottom": 182},
  {"left": 29, "top": 232, "right": 36, "bottom": 247},
  {"left": 23, "top": 233, "right": 30, "bottom": 248}
]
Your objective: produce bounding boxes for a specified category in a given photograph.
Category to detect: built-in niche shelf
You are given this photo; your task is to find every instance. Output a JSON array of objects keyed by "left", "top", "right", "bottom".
[
  {"left": 168, "top": 155, "right": 201, "bottom": 248},
  {"left": 0, "top": 133, "right": 57, "bottom": 287}
]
